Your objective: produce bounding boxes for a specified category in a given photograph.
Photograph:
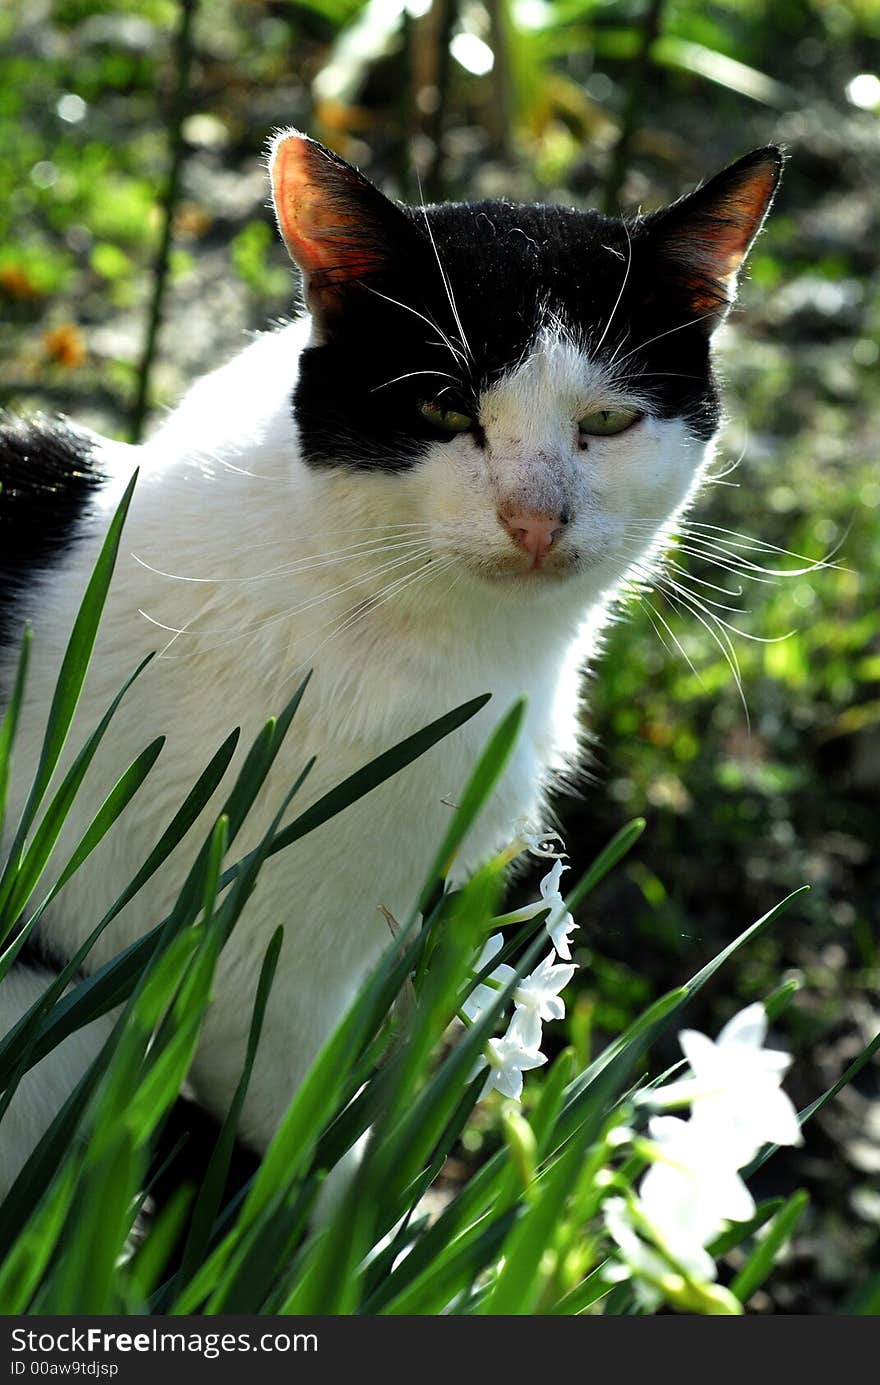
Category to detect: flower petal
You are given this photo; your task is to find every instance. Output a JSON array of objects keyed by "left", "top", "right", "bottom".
[
  {"left": 475, "top": 933, "right": 504, "bottom": 969},
  {"left": 497, "top": 1067, "right": 524, "bottom": 1100},
  {"left": 539, "top": 859, "right": 568, "bottom": 901},
  {"left": 508, "top": 1007, "right": 542, "bottom": 1050},
  {"left": 718, "top": 1003, "right": 767, "bottom": 1050},
  {"left": 678, "top": 1029, "right": 720, "bottom": 1079},
  {"left": 547, "top": 913, "right": 575, "bottom": 961},
  {"left": 759, "top": 1088, "right": 803, "bottom": 1147}
]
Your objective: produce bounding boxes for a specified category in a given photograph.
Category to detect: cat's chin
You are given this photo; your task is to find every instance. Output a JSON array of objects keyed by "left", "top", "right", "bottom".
[{"left": 465, "top": 553, "right": 584, "bottom": 585}]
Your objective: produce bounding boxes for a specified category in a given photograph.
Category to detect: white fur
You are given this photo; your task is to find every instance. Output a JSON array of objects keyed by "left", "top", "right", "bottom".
[{"left": 0, "top": 313, "right": 712, "bottom": 1181}]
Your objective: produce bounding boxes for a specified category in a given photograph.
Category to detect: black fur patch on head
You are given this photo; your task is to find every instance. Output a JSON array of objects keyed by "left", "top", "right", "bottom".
[
  {"left": 291, "top": 198, "right": 724, "bottom": 473},
  {"left": 289, "top": 147, "right": 780, "bottom": 473},
  {"left": 0, "top": 415, "right": 102, "bottom": 646}
]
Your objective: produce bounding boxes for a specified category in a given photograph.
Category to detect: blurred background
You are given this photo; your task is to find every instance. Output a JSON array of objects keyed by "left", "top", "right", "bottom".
[{"left": 1, "top": 0, "right": 878, "bottom": 1312}]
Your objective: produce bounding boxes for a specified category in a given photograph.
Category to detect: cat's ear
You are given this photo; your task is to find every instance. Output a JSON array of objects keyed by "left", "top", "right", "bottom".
[
  {"left": 643, "top": 147, "right": 783, "bottom": 331},
  {"left": 269, "top": 129, "right": 412, "bottom": 329}
]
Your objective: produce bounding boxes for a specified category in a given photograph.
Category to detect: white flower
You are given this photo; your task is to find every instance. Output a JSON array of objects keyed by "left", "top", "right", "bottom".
[
  {"left": 647, "top": 1002, "right": 801, "bottom": 1164},
  {"left": 513, "top": 818, "right": 568, "bottom": 859},
  {"left": 604, "top": 1005, "right": 801, "bottom": 1312},
  {"left": 473, "top": 1022, "right": 547, "bottom": 1101},
  {"left": 538, "top": 860, "right": 578, "bottom": 960},
  {"left": 510, "top": 951, "right": 577, "bottom": 1049},
  {"left": 603, "top": 1197, "right": 669, "bottom": 1311},
  {"left": 461, "top": 934, "right": 515, "bottom": 1026},
  {"left": 637, "top": 1115, "right": 755, "bottom": 1274},
  {"left": 494, "top": 861, "right": 579, "bottom": 960},
  {"left": 606, "top": 1196, "right": 667, "bottom": 1301}
]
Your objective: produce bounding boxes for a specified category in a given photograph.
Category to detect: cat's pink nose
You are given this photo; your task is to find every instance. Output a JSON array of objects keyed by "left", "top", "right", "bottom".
[{"left": 498, "top": 510, "right": 565, "bottom": 567}]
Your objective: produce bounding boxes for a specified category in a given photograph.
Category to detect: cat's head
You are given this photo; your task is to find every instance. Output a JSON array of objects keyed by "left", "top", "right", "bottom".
[{"left": 269, "top": 131, "right": 781, "bottom": 593}]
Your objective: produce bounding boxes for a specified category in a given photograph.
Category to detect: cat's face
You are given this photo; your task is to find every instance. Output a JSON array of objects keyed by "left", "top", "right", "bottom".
[{"left": 271, "top": 134, "right": 780, "bottom": 592}]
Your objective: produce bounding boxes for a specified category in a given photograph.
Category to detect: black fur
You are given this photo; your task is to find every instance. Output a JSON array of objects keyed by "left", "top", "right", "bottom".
[
  {"left": 0, "top": 415, "right": 102, "bottom": 645},
  {"left": 292, "top": 146, "right": 781, "bottom": 473}
]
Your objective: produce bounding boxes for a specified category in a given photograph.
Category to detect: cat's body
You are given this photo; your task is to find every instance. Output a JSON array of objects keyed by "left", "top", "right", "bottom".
[{"left": 0, "top": 135, "right": 782, "bottom": 1189}]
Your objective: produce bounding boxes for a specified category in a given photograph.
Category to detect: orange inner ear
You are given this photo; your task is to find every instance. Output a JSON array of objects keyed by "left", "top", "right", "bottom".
[
  {"left": 270, "top": 135, "right": 387, "bottom": 292},
  {"left": 703, "top": 163, "right": 779, "bottom": 281},
  {"left": 659, "top": 156, "right": 780, "bottom": 319}
]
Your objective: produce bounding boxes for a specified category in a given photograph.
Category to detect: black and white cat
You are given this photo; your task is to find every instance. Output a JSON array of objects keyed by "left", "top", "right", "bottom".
[{"left": 0, "top": 132, "right": 781, "bottom": 1189}]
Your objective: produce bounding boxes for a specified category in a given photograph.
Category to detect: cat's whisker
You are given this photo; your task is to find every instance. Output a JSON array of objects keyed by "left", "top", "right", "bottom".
[
  {"left": 609, "top": 308, "right": 722, "bottom": 374},
  {"left": 263, "top": 540, "right": 437, "bottom": 601},
  {"left": 417, "top": 193, "right": 474, "bottom": 366},
  {"left": 628, "top": 370, "right": 707, "bottom": 384},
  {"left": 654, "top": 579, "right": 752, "bottom": 730},
  {"left": 611, "top": 537, "right": 769, "bottom": 726},
  {"left": 615, "top": 540, "right": 750, "bottom": 616},
  {"left": 657, "top": 569, "right": 795, "bottom": 644},
  {"left": 594, "top": 219, "right": 633, "bottom": 359},
  {"left": 662, "top": 540, "right": 782, "bottom": 585},
  {"left": 130, "top": 521, "right": 437, "bottom": 576},
  {"left": 678, "top": 520, "right": 848, "bottom": 571},
  {"left": 604, "top": 326, "right": 632, "bottom": 373},
  {"left": 241, "top": 537, "right": 433, "bottom": 585},
  {"left": 131, "top": 533, "right": 434, "bottom": 587},
  {"left": 281, "top": 553, "right": 458, "bottom": 690},
  {"left": 146, "top": 544, "right": 435, "bottom": 654},
  {"left": 659, "top": 570, "right": 751, "bottom": 615},
  {"left": 704, "top": 454, "right": 744, "bottom": 484},
  {"left": 672, "top": 533, "right": 824, "bottom": 580},
  {"left": 266, "top": 545, "right": 437, "bottom": 634},
  {"left": 649, "top": 599, "right": 708, "bottom": 691},
  {"left": 626, "top": 562, "right": 708, "bottom": 690},
  {"left": 370, "top": 369, "right": 459, "bottom": 394},
  {"left": 264, "top": 552, "right": 442, "bottom": 692},
  {"left": 616, "top": 525, "right": 800, "bottom": 592},
  {"left": 667, "top": 558, "right": 744, "bottom": 599},
  {"left": 363, "top": 285, "right": 469, "bottom": 370}
]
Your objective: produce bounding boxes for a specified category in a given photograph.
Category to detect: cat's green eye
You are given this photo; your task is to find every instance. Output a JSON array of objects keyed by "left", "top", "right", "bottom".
[
  {"left": 418, "top": 400, "right": 473, "bottom": 433},
  {"left": 578, "top": 407, "right": 643, "bottom": 437}
]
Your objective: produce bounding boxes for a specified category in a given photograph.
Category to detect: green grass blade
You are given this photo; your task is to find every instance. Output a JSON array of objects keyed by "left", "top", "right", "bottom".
[
  {"left": 175, "top": 927, "right": 282, "bottom": 1289},
  {"left": 238, "top": 927, "right": 421, "bottom": 1235},
  {"left": 564, "top": 817, "right": 646, "bottom": 913},
  {"left": 550, "top": 1262, "right": 613, "bottom": 1315},
  {"left": 46, "top": 1131, "right": 140, "bottom": 1313},
  {"left": 373, "top": 929, "right": 546, "bottom": 1222},
  {"left": 0, "top": 732, "right": 167, "bottom": 996},
  {"left": 46, "top": 734, "right": 165, "bottom": 902},
  {"left": 707, "top": 1198, "right": 785, "bottom": 1257},
  {"left": 559, "top": 988, "right": 687, "bottom": 1129},
  {"left": 0, "top": 625, "right": 30, "bottom": 842},
  {"left": 796, "top": 1028, "right": 880, "bottom": 1127},
  {"left": 0, "top": 1158, "right": 79, "bottom": 1313},
  {"left": 261, "top": 691, "right": 492, "bottom": 864},
  {"left": 0, "top": 469, "right": 138, "bottom": 886},
  {"left": 683, "top": 887, "right": 810, "bottom": 999},
  {"left": 127, "top": 1184, "right": 195, "bottom": 1307},
  {"left": 205, "top": 1184, "right": 317, "bottom": 1314},
  {"left": 0, "top": 728, "right": 241, "bottom": 1083},
  {"left": 479, "top": 1064, "right": 628, "bottom": 1315},
  {"left": 0, "top": 1043, "right": 114, "bottom": 1247},
  {"left": 418, "top": 698, "right": 526, "bottom": 911},
  {"left": 380, "top": 1213, "right": 516, "bottom": 1315},
  {"left": 0, "top": 649, "right": 155, "bottom": 932},
  {"left": 731, "top": 1189, "right": 809, "bottom": 1304}
]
